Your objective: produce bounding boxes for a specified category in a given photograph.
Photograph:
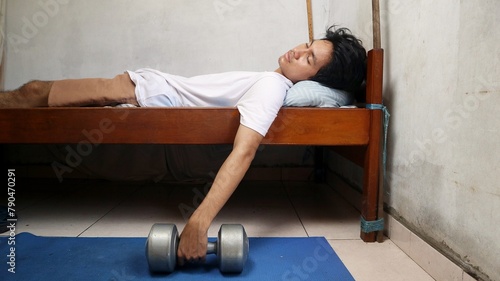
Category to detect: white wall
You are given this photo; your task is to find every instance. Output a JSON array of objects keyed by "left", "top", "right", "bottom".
[
  {"left": 311, "top": 0, "right": 372, "bottom": 47},
  {"left": 328, "top": 1, "right": 499, "bottom": 280},
  {"left": 0, "top": 1, "right": 5, "bottom": 65},
  {"left": 3, "top": 0, "right": 309, "bottom": 89}
]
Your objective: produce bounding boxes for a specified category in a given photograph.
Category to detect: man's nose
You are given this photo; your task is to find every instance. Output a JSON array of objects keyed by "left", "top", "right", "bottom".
[{"left": 292, "top": 49, "right": 306, "bottom": 59}]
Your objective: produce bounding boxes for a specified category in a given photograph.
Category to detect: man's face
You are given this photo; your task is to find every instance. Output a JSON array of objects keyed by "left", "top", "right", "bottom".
[{"left": 277, "top": 39, "right": 333, "bottom": 83}]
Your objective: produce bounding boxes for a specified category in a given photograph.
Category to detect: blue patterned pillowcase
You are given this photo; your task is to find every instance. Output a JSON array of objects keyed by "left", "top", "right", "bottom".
[{"left": 284, "top": 81, "right": 354, "bottom": 108}]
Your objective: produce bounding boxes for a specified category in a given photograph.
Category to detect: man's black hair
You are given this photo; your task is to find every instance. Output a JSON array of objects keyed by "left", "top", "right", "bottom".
[{"left": 310, "top": 26, "right": 367, "bottom": 93}]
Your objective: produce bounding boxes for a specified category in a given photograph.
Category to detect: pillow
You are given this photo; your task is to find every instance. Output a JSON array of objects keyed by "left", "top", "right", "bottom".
[{"left": 283, "top": 80, "right": 354, "bottom": 108}]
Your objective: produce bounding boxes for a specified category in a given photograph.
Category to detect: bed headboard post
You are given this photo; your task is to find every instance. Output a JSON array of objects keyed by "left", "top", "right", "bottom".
[
  {"left": 361, "top": 48, "right": 385, "bottom": 242},
  {"left": 365, "top": 49, "right": 384, "bottom": 105}
]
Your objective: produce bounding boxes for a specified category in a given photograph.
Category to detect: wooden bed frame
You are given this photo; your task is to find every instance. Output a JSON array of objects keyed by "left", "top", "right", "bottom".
[{"left": 0, "top": 49, "right": 384, "bottom": 242}]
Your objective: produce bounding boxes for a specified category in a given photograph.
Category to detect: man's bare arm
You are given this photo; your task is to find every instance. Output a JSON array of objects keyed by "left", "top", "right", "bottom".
[{"left": 177, "top": 124, "right": 263, "bottom": 264}]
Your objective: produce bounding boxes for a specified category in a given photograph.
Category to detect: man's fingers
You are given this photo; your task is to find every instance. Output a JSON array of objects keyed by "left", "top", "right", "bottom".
[{"left": 177, "top": 254, "right": 206, "bottom": 266}]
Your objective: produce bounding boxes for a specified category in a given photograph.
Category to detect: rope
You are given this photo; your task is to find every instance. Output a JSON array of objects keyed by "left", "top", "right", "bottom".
[
  {"left": 361, "top": 216, "right": 385, "bottom": 233},
  {"left": 365, "top": 103, "right": 390, "bottom": 181}
]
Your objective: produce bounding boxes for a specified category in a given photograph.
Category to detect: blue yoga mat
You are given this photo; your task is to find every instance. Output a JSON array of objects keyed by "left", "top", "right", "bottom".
[{"left": 0, "top": 233, "right": 354, "bottom": 281}]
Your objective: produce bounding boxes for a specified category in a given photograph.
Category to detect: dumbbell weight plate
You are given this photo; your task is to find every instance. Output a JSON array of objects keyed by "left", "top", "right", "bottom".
[
  {"left": 218, "top": 224, "right": 249, "bottom": 273},
  {"left": 146, "top": 223, "right": 178, "bottom": 273}
]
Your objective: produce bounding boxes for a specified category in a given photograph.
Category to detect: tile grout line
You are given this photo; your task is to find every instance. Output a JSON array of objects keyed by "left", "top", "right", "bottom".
[
  {"left": 77, "top": 184, "right": 145, "bottom": 237},
  {"left": 282, "top": 181, "right": 310, "bottom": 237}
]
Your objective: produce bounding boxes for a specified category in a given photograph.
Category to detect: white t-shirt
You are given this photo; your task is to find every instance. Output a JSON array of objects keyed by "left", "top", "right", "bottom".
[{"left": 127, "top": 69, "right": 293, "bottom": 136}]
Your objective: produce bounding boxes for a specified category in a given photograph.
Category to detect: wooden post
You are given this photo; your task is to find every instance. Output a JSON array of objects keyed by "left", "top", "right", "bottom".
[
  {"left": 372, "top": 0, "right": 381, "bottom": 49},
  {"left": 306, "top": 0, "right": 314, "bottom": 42},
  {"left": 361, "top": 49, "right": 384, "bottom": 243}
]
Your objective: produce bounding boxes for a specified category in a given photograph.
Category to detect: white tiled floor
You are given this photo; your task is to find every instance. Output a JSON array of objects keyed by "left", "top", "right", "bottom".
[{"left": 3, "top": 179, "right": 449, "bottom": 280}]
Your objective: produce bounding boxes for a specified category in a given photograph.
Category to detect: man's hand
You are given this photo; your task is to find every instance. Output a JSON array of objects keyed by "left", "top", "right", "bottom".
[{"left": 177, "top": 218, "right": 209, "bottom": 266}]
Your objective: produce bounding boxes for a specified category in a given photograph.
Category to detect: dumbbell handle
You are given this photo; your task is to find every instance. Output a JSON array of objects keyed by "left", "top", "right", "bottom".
[{"left": 207, "top": 242, "right": 217, "bottom": 255}]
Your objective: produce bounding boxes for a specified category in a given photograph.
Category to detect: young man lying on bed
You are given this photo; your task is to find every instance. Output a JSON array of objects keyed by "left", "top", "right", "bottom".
[{"left": 0, "top": 26, "right": 366, "bottom": 266}]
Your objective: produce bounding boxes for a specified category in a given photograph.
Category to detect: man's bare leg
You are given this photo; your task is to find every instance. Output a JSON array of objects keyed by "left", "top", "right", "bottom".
[{"left": 0, "top": 80, "right": 53, "bottom": 108}]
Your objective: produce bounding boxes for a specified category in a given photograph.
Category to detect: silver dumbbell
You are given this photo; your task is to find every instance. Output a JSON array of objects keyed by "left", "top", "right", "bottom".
[{"left": 146, "top": 224, "right": 249, "bottom": 273}]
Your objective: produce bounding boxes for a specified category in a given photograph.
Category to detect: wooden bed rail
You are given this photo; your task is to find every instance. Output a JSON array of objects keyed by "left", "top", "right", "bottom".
[{"left": 0, "top": 107, "right": 370, "bottom": 146}]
